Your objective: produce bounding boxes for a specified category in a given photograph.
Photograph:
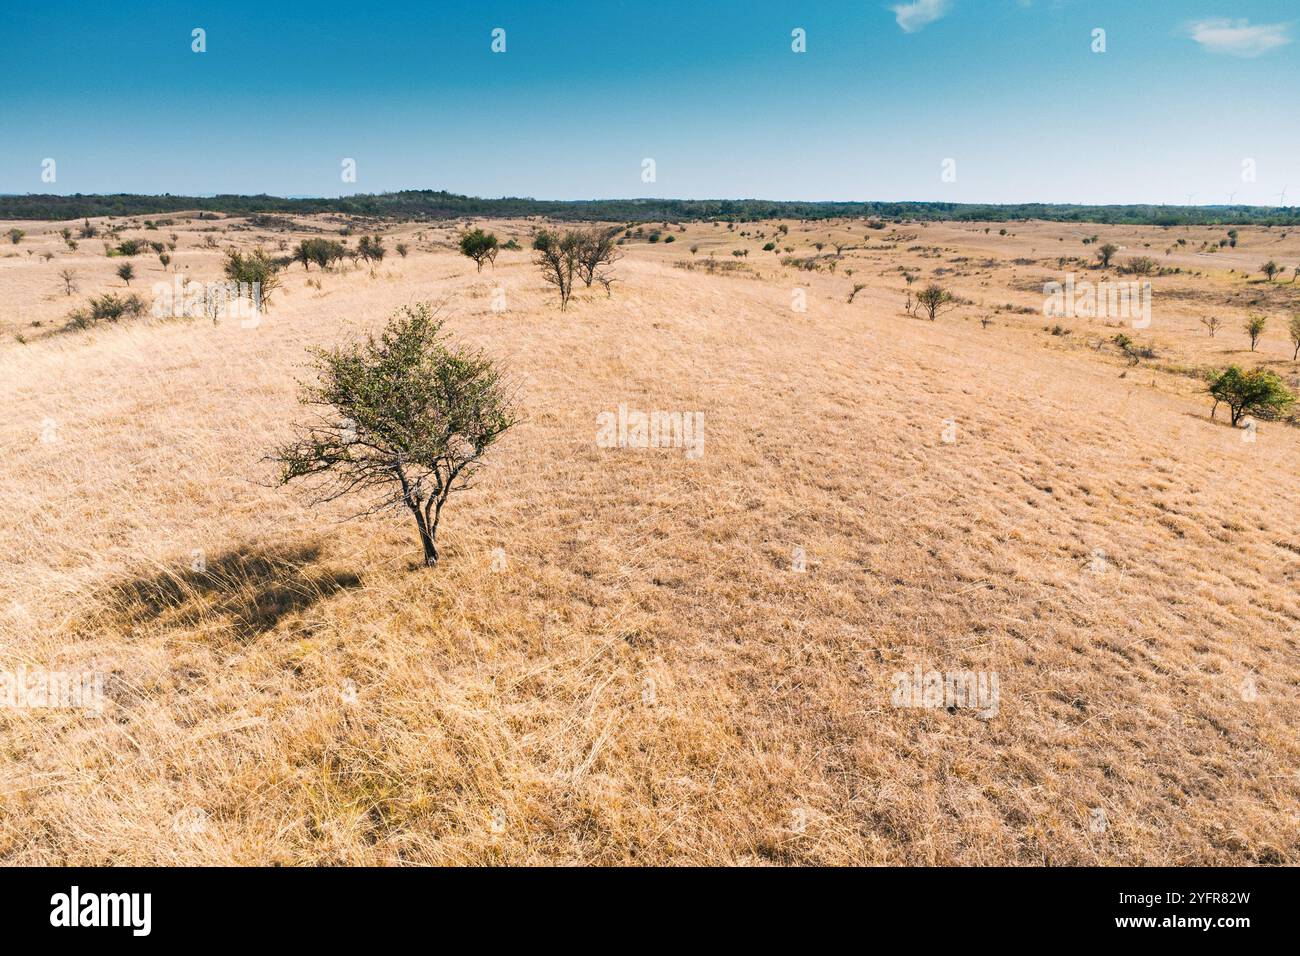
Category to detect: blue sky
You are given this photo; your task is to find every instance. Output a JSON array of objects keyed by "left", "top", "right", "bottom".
[{"left": 1, "top": 0, "right": 1297, "bottom": 203}]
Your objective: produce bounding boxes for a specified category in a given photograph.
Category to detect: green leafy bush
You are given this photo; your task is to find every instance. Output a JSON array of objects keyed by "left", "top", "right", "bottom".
[{"left": 1208, "top": 365, "right": 1295, "bottom": 425}]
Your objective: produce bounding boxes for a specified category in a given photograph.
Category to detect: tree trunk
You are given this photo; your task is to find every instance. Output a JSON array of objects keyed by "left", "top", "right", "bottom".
[
  {"left": 409, "top": 504, "right": 438, "bottom": 567},
  {"left": 418, "top": 524, "right": 438, "bottom": 567}
]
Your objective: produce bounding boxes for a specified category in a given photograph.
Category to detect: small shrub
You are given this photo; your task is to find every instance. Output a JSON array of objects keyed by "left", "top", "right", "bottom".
[
  {"left": 1113, "top": 333, "right": 1155, "bottom": 364},
  {"left": 223, "top": 246, "right": 282, "bottom": 310},
  {"left": 67, "top": 292, "right": 147, "bottom": 329},
  {"left": 358, "top": 235, "right": 386, "bottom": 262}
]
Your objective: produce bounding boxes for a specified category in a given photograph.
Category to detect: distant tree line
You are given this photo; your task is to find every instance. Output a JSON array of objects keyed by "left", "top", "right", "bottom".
[{"left": 3, "top": 190, "right": 1299, "bottom": 227}]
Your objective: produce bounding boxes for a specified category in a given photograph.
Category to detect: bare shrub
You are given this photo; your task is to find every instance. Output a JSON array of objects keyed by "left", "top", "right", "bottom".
[{"left": 533, "top": 229, "right": 579, "bottom": 309}]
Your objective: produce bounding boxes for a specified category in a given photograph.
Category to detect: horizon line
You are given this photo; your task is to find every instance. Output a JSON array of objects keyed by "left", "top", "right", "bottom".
[{"left": 1, "top": 190, "right": 1295, "bottom": 212}]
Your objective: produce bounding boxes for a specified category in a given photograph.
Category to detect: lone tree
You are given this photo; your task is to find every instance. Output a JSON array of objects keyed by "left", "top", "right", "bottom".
[
  {"left": 58, "top": 269, "right": 77, "bottom": 296},
  {"left": 271, "top": 303, "right": 517, "bottom": 568},
  {"left": 1208, "top": 366, "right": 1295, "bottom": 426},
  {"left": 1245, "top": 314, "right": 1267, "bottom": 351},
  {"left": 116, "top": 263, "right": 135, "bottom": 286},
  {"left": 1097, "top": 242, "right": 1118, "bottom": 268},
  {"left": 459, "top": 229, "right": 499, "bottom": 272},
  {"left": 533, "top": 229, "right": 579, "bottom": 309},
  {"left": 915, "top": 283, "right": 955, "bottom": 321},
  {"left": 575, "top": 226, "right": 622, "bottom": 291},
  {"left": 1200, "top": 315, "right": 1222, "bottom": 337},
  {"left": 1289, "top": 314, "right": 1300, "bottom": 360},
  {"left": 1260, "top": 260, "right": 1282, "bottom": 282},
  {"left": 6, "top": 228, "right": 23, "bottom": 245}
]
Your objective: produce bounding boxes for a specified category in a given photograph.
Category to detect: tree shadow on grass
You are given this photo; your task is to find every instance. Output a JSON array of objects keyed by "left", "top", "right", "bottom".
[{"left": 95, "top": 542, "right": 362, "bottom": 641}]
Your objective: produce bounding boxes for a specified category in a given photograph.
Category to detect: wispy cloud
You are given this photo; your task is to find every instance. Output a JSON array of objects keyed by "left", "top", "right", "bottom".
[
  {"left": 1186, "top": 18, "right": 1291, "bottom": 57},
  {"left": 891, "top": 0, "right": 951, "bottom": 34}
]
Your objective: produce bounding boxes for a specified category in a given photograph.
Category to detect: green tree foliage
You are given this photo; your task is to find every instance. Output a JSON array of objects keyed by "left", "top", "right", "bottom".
[
  {"left": 458, "top": 229, "right": 499, "bottom": 272},
  {"left": 1208, "top": 366, "right": 1295, "bottom": 426},
  {"left": 6, "top": 191, "right": 1300, "bottom": 227}
]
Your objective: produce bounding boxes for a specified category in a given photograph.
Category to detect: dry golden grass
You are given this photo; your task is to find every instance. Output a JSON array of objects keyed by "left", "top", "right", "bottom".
[{"left": 0, "top": 213, "right": 1297, "bottom": 864}]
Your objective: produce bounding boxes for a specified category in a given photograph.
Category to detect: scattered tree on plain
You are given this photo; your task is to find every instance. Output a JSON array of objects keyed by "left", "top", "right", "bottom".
[
  {"left": 294, "top": 238, "right": 346, "bottom": 270},
  {"left": 271, "top": 303, "right": 518, "bottom": 568},
  {"left": 1245, "top": 314, "right": 1267, "bottom": 351},
  {"left": 1208, "top": 366, "right": 1295, "bottom": 426},
  {"left": 916, "top": 283, "right": 954, "bottom": 321},
  {"left": 575, "top": 226, "right": 621, "bottom": 292},
  {"left": 533, "top": 229, "right": 579, "bottom": 309},
  {"left": 458, "top": 229, "right": 499, "bottom": 272}
]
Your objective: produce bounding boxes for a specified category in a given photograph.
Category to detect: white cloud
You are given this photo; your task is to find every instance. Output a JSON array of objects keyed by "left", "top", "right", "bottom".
[
  {"left": 891, "top": 0, "right": 951, "bottom": 34},
  {"left": 1186, "top": 18, "right": 1291, "bottom": 57}
]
